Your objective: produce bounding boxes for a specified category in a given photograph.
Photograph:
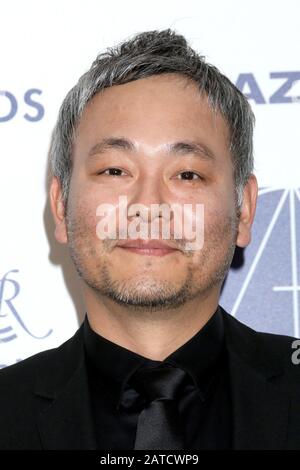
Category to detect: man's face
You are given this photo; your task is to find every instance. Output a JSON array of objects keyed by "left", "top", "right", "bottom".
[{"left": 51, "top": 73, "right": 255, "bottom": 312}]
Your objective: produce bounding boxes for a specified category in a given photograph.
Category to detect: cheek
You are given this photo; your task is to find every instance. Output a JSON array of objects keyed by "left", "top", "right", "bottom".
[
  {"left": 68, "top": 189, "right": 99, "bottom": 240},
  {"left": 203, "top": 202, "right": 237, "bottom": 244},
  {"left": 201, "top": 176, "right": 237, "bottom": 224},
  {"left": 72, "top": 192, "right": 125, "bottom": 244}
]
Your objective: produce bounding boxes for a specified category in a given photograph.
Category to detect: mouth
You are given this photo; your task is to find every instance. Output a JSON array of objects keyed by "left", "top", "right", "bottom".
[{"left": 116, "top": 239, "right": 181, "bottom": 256}]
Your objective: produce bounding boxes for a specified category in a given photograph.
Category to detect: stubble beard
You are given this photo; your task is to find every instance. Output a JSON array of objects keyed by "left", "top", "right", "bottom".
[{"left": 65, "top": 207, "right": 239, "bottom": 314}]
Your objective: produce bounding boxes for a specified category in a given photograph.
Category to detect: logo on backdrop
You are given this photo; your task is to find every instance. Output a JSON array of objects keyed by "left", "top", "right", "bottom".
[
  {"left": 0, "top": 89, "right": 44, "bottom": 122},
  {"left": 221, "top": 188, "right": 300, "bottom": 338},
  {"left": 236, "top": 72, "right": 300, "bottom": 104},
  {"left": 0, "top": 269, "right": 53, "bottom": 344}
]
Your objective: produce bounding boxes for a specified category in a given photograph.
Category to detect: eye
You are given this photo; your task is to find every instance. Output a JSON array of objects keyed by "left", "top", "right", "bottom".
[
  {"left": 97, "top": 167, "right": 127, "bottom": 177},
  {"left": 176, "top": 171, "right": 203, "bottom": 181}
]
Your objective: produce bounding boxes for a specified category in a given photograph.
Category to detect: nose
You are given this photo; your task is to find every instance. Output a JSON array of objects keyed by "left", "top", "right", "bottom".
[{"left": 127, "top": 175, "right": 167, "bottom": 223}]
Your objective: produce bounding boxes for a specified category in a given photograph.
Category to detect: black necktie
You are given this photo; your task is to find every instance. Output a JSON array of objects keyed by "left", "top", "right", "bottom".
[{"left": 128, "top": 363, "right": 187, "bottom": 450}]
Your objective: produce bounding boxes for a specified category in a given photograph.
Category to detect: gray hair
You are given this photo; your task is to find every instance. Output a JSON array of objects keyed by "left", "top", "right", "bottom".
[{"left": 49, "top": 28, "right": 255, "bottom": 210}]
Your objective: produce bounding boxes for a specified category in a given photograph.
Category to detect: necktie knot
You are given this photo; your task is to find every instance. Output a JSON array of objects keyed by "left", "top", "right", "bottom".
[{"left": 129, "top": 364, "right": 188, "bottom": 404}]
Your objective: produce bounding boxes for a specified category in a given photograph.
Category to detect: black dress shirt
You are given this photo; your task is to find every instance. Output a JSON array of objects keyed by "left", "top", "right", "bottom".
[{"left": 83, "top": 305, "right": 232, "bottom": 450}]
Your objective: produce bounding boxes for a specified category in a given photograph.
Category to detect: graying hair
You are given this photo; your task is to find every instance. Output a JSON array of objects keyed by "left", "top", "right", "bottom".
[{"left": 49, "top": 28, "right": 255, "bottom": 210}]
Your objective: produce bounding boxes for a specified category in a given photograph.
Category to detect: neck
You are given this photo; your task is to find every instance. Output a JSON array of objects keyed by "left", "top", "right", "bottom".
[{"left": 82, "top": 283, "right": 221, "bottom": 361}]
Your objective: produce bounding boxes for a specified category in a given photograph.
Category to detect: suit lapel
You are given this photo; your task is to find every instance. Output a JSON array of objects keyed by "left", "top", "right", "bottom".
[
  {"left": 222, "top": 308, "right": 289, "bottom": 449},
  {"left": 227, "top": 346, "right": 289, "bottom": 449},
  {"left": 35, "top": 326, "right": 97, "bottom": 450}
]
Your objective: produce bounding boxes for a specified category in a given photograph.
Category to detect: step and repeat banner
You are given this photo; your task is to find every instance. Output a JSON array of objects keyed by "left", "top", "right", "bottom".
[{"left": 1, "top": 0, "right": 299, "bottom": 367}]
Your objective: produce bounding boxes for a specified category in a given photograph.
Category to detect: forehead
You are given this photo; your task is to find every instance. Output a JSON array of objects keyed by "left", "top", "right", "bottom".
[{"left": 73, "top": 73, "right": 231, "bottom": 161}]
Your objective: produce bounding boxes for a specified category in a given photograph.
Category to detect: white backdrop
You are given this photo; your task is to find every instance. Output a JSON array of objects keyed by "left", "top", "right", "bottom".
[{"left": 1, "top": 0, "right": 299, "bottom": 367}]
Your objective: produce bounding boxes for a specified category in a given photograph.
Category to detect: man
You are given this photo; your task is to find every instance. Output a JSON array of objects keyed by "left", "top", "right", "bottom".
[{"left": 0, "top": 29, "right": 299, "bottom": 450}]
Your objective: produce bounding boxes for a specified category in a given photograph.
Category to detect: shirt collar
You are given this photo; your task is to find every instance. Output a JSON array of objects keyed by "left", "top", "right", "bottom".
[{"left": 83, "top": 305, "right": 224, "bottom": 410}]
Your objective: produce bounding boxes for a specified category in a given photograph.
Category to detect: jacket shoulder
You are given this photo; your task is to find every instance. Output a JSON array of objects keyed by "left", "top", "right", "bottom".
[
  {"left": 221, "top": 307, "right": 300, "bottom": 379},
  {"left": 0, "top": 325, "right": 84, "bottom": 449},
  {"left": 0, "top": 325, "right": 83, "bottom": 390}
]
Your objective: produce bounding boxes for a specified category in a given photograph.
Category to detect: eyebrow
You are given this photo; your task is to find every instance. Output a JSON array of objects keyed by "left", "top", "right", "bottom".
[{"left": 87, "top": 137, "right": 216, "bottom": 162}]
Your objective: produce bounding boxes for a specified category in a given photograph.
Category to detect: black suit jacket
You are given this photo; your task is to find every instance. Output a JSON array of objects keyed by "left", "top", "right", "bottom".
[{"left": 0, "top": 306, "right": 300, "bottom": 450}]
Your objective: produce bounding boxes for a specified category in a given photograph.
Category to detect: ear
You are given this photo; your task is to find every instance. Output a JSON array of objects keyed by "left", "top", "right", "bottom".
[
  {"left": 49, "top": 176, "right": 68, "bottom": 244},
  {"left": 236, "top": 174, "right": 258, "bottom": 248}
]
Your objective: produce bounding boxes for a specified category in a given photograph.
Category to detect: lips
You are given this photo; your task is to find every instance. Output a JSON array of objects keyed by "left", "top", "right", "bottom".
[
  {"left": 116, "top": 239, "right": 180, "bottom": 256},
  {"left": 118, "top": 238, "right": 177, "bottom": 250}
]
